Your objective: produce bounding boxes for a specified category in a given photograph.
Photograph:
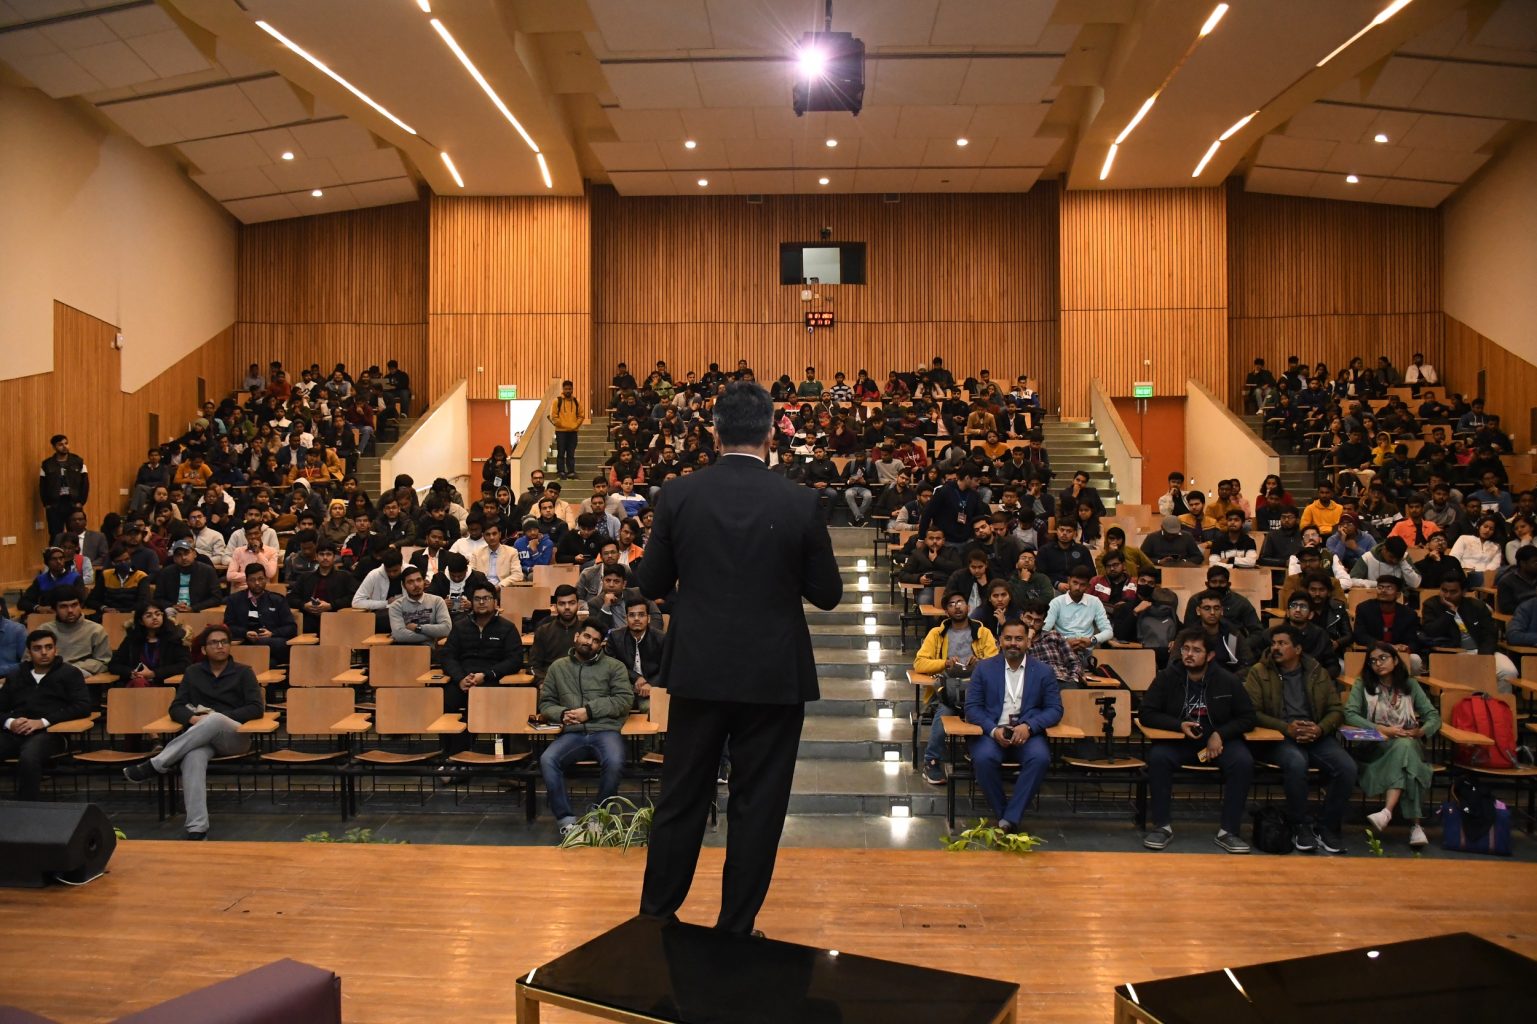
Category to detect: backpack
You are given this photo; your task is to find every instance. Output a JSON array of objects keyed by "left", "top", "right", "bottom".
[
  {"left": 1447, "top": 694, "right": 1518, "bottom": 769},
  {"left": 1250, "top": 807, "right": 1291, "bottom": 855},
  {"left": 1137, "top": 606, "right": 1178, "bottom": 653},
  {"left": 1440, "top": 773, "right": 1511, "bottom": 856}
]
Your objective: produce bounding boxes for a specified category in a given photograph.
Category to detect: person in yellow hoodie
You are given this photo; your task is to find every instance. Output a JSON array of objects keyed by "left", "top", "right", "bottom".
[
  {"left": 1299, "top": 480, "right": 1344, "bottom": 536},
  {"left": 548, "top": 379, "right": 584, "bottom": 480},
  {"left": 912, "top": 589, "right": 999, "bottom": 785}
]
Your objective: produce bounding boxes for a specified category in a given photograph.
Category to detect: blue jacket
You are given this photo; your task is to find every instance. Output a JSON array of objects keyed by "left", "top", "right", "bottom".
[
  {"left": 514, "top": 535, "right": 554, "bottom": 569},
  {"left": 0, "top": 617, "right": 26, "bottom": 677},
  {"left": 964, "top": 652, "right": 1063, "bottom": 738}
]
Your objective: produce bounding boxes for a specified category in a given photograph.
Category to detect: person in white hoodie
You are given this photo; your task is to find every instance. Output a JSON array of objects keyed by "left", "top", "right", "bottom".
[{"left": 1449, "top": 515, "right": 1504, "bottom": 588}]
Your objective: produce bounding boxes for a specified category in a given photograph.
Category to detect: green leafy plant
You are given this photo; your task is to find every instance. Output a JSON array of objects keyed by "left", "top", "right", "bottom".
[
  {"left": 113, "top": 827, "right": 127, "bottom": 841},
  {"left": 1364, "top": 829, "right": 1385, "bottom": 857},
  {"left": 941, "top": 819, "right": 1045, "bottom": 855},
  {"left": 302, "top": 828, "right": 407, "bottom": 844},
  {"left": 558, "top": 797, "right": 654, "bottom": 849}
]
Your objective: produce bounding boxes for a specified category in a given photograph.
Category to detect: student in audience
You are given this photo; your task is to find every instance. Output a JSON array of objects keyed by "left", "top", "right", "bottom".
[
  {"left": 1349, "top": 535, "right": 1422, "bottom": 590},
  {"left": 439, "top": 580, "right": 524, "bottom": 751},
  {"left": 1208, "top": 510, "right": 1257, "bottom": 567},
  {"left": 1346, "top": 643, "right": 1439, "bottom": 850},
  {"left": 1419, "top": 574, "right": 1516, "bottom": 693},
  {"left": 1299, "top": 481, "right": 1343, "bottom": 536},
  {"left": 1185, "top": 589, "right": 1249, "bottom": 674},
  {"left": 1043, "top": 566, "right": 1111, "bottom": 669},
  {"left": 1014, "top": 598, "right": 1082, "bottom": 689},
  {"left": 40, "top": 589, "right": 110, "bottom": 677},
  {"left": 1248, "top": 594, "right": 1334, "bottom": 671},
  {"left": 0, "top": 601, "right": 26, "bottom": 679},
  {"left": 223, "top": 564, "right": 295, "bottom": 665},
  {"left": 39, "top": 434, "right": 90, "bottom": 540},
  {"left": 1181, "top": 565, "right": 1262, "bottom": 636},
  {"left": 1257, "top": 507, "right": 1303, "bottom": 567},
  {"left": 899, "top": 527, "right": 962, "bottom": 606},
  {"left": 352, "top": 547, "right": 408, "bottom": 633},
  {"left": 1497, "top": 545, "right": 1537, "bottom": 614},
  {"left": 1089, "top": 549, "right": 1143, "bottom": 642},
  {"left": 529, "top": 585, "right": 584, "bottom": 684},
  {"left": 555, "top": 513, "right": 603, "bottom": 566},
  {"left": 83, "top": 542, "right": 151, "bottom": 618},
  {"left": 225, "top": 523, "right": 279, "bottom": 594},
  {"left": 388, "top": 565, "right": 451, "bottom": 646},
  {"left": 123, "top": 623, "right": 263, "bottom": 839},
  {"left": 607, "top": 594, "right": 664, "bottom": 714},
  {"left": 1244, "top": 626, "right": 1356, "bottom": 854},
  {"left": 19, "top": 547, "right": 85, "bottom": 613},
  {"left": 468, "top": 522, "right": 523, "bottom": 590},
  {"left": 1351, "top": 576, "right": 1422, "bottom": 669},
  {"left": 919, "top": 463, "right": 987, "bottom": 547},
  {"left": 1142, "top": 516, "right": 1203, "bottom": 567},
  {"left": 288, "top": 542, "right": 358, "bottom": 632},
  {"left": 539, "top": 620, "right": 634, "bottom": 833},
  {"left": 1140, "top": 627, "right": 1255, "bottom": 852},
  {"left": 2, "top": 629, "right": 92, "bottom": 799},
  {"left": 1448, "top": 514, "right": 1504, "bottom": 588},
  {"left": 108, "top": 601, "right": 190, "bottom": 686},
  {"left": 56, "top": 507, "right": 109, "bottom": 570},
  {"left": 1096, "top": 526, "right": 1153, "bottom": 578},
  {"left": 963, "top": 619, "right": 1062, "bottom": 833},
  {"left": 548, "top": 379, "right": 583, "bottom": 480},
  {"left": 513, "top": 519, "right": 555, "bottom": 574},
  {"left": 1036, "top": 522, "right": 1095, "bottom": 589},
  {"left": 425, "top": 552, "right": 487, "bottom": 621},
  {"left": 914, "top": 590, "right": 999, "bottom": 786},
  {"left": 943, "top": 547, "right": 995, "bottom": 616},
  {"left": 410, "top": 526, "right": 450, "bottom": 582}
]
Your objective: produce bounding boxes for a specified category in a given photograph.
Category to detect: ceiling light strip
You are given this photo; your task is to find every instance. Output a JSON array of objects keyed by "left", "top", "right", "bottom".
[
  {"left": 429, "top": 18, "right": 540, "bottom": 153},
  {"left": 536, "top": 153, "right": 553, "bottom": 189},
  {"left": 255, "top": 21, "right": 416, "bottom": 136},
  {"left": 1191, "top": 141, "right": 1221, "bottom": 177},
  {"left": 1099, "top": 144, "right": 1118, "bottom": 181},
  {"left": 440, "top": 152, "right": 465, "bottom": 188},
  {"left": 1318, "top": 0, "right": 1414, "bottom": 67},
  {"left": 1218, "top": 111, "right": 1256, "bottom": 141},
  {"left": 1198, "top": 3, "right": 1230, "bottom": 38}
]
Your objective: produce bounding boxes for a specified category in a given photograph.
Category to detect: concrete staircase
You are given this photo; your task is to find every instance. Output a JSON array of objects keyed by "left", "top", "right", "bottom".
[
  {"left": 1240, "top": 412, "right": 1315, "bottom": 496},
  {"left": 354, "top": 416, "right": 414, "bottom": 496},
  {"left": 1046, "top": 418, "right": 1118, "bottom": 513}
]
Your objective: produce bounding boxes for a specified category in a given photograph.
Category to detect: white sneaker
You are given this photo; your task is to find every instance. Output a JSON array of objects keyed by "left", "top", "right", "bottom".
[
  {"left": 1366, "top": 808, "right": 1391, "bottom": 833},
  {"left": 1408, "top": 824, "right": 1428, "bottom": 849}
]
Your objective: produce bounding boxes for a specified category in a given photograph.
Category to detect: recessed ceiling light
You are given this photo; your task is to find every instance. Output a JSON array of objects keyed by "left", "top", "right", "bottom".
[
  {"left": 1099, "top": 143, "right": 1118, "bottom": 181},
  {"left": 1115, "top": 94, "right": 1158, "bottom": 146},
  {"left": 255, "top": 21, "right": 416, "bottom": 135},
  {"left": 955, "top": 137, "right": 968, "bottom": 147},
  {"left": 311, "top": 189, "right": 323, "bottom": 197},
  {"left": 825, "top": 138, "right": 837, "bottom": 148},
  {"left": 440, "top": 151, "right": 465, "bottom": 188},
  {"left": 684, "top": 139, "right": 697, "bottom": 149},
  {"left": 280, "top": 151, "right": 295, "bottom": 161},
  {"left": 1373, "top": 133, "right": 1389, "bottom": 143},
  {"left": 1346, "top": 174, "right": 1360, "bottom": 184},
  {"left": 818, "top": 176, "right": 829, "bottom": 185},
  {"left": 697, "top": 178, "right": 708, "bottom": 187}
]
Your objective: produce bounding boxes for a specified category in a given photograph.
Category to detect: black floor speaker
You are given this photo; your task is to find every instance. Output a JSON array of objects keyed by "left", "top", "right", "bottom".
[{"left": 0, "top": 801, "right": 117, "bottom": 888}]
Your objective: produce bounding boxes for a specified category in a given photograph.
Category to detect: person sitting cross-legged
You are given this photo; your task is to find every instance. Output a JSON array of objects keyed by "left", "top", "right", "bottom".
[
  {"left": 1139, "top": 627, "right": 1256, "bottom": 853},
  {"left": 1, "top": 630, "right": 91, "bottom": 800},
  {"left": 962, "top": 619, "right": 1062, "bottom": 833},
  {"left": 1244, "top": 625, "right": 1357, "bottom": 854},
  {"left": 538, "top": 620, "right": 634, "bottom": 836},
  {"left": 123, "top": 623, "right": 264, "bottom": 838},
  {"left": 913, "top": 590, "right": 999, "bottom": 786}
]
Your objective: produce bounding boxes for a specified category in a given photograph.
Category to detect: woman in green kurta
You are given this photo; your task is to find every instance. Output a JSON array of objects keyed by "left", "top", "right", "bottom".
[{"left": 1345, "top": 642, "right": 1440, "bottom": 849}]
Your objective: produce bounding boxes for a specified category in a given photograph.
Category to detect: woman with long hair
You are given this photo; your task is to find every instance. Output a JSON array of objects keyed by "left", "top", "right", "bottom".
[
  {"left": 1345, "top": 642, "right": 1440, "bottom": 849},
  {"left": 1254, "top": 474, "right": 1294, "bottom": 531},
  {"left": 107, "top": 601, "right": 189, "bottom": 686},
  {"left": 973, "top": 580, "right": 1022, "bottom": 636}
]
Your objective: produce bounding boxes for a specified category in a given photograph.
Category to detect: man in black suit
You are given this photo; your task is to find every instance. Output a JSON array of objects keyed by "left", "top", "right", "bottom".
[
  {"left": 607, "top": 595, "right": 665, "bottom": 713},
  {"left": 638, "top": 381, "right": 843, "bottom": 935},
  {"left": 1, "top": 630, "right": 92, "bottom": 799}
]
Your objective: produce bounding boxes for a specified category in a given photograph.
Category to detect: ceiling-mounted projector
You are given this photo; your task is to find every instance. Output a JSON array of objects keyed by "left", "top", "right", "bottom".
[{"left": 792, "top": 30, "right": 864, "bottom": 116}]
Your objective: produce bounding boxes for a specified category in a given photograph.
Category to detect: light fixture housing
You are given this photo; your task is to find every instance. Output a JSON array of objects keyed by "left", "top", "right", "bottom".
[
  {"left": 1317, "top": 0, "right": 1415, "bottom": 67},
  {"left": 1192, "top": 140, "right": 1222, "bottom": 177},
  {"left": 696, "top": 178, "right": 708, "bottom": 187},
  {"left": 430, "top": 18, "right": 539, "bottom": 153},
  {"left": 440, "top": 151, "right": 465, "bottom": 188},
  {"left": 793, "top": 31, "right": 865, "bottom": 116},
  {"left": 825, "top": 138, "right": 838, "bottom": 148},
  {"left": 256, "top": 20, "right": 416, "bottom": 135},
  {"left": 955, "top": 137, "right": 968, "bottom": 147},
  {"left": 1099, "top": 143, "right": 1118, "bottom": 181},
  {"left": 1199, "top": 3, "right": 1230, "bottom": 37},
  {"left": 536, "top": 152, "right": 552, "bottom": 189},
  {"left": 818, "top": 176, "right": 830, "bottom": 185}
]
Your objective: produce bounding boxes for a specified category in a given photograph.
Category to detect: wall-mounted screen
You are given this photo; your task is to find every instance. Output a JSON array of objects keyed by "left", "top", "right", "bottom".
[{"left": 779, "top": 242, "right": 866, "bottom": 285}]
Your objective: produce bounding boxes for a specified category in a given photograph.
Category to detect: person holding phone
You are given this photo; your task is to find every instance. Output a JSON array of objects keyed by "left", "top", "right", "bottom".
[
  {"left": 962, "top": 619, "right": 1062, "bottom": 833},
  {"left": 108, "top": 601, "right": 189, "bottom": 686},
  {"left": 913, "top": 590, "right": 999, "bottom": 786},
  {"left": 1139, "top": 628, "right": 1256, "bottom": 853}
]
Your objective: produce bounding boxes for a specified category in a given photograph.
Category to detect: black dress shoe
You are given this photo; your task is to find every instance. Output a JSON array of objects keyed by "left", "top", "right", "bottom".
[{"left": 185, "top": 832, "right": 207, "bottom": 841}]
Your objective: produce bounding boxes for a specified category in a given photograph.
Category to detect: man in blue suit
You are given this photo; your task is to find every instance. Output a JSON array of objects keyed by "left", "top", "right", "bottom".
[{"left": 964, "top": 619, "right": 1062, "bottom": 832}]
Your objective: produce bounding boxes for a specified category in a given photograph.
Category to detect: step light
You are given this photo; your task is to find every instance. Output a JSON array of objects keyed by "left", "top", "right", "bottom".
[
  {"left": 856, "top": 558, "right": 868, "bottom": 572},
  {"left": 857, "top": 575, "right": 870, "bottom": 592}
]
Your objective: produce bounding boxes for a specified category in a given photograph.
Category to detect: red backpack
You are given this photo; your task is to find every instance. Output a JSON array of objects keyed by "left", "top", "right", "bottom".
[{"left": 1449, "top": 694, "right": 1518, "bottom": 770}]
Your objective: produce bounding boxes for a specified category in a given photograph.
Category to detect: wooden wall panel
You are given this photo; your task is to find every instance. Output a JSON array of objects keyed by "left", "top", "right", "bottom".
[
  {"left": 235, "top": 201, "right": 429, "bottom": 409},
  {"left": 0, "top": 304, "right": 237, "bottom": 586},
  {"left": 1226, "top": 185, "right": 1443, "bottom": 407},
  {"left": 592, "top": 185, "right": 1061, "bottom": 410},
  {"left": 1059, "top": 187, "right": 1228, "bottom": 417},
  {"left": 429, "top": 195, "right": 591, "bottom": 403},
  {"left": 1444, "top": 315, "right": 1537, "bottom": 444}
]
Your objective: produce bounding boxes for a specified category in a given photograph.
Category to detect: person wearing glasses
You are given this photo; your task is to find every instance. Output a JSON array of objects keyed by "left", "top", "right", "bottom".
[
  {"left": 122, "top": 623, "right": 263, "bottom": 840},
  {"left": 440, "top": 581, "right": 525, "bottom": 753},
  {"left": 1344, "top": 643, "right": 1440, "bottom": 850}
]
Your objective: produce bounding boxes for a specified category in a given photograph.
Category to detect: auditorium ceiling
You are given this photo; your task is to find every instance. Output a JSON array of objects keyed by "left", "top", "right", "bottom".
[{"left": 0, "top": 0, "right": 1531, "bottom": 221}]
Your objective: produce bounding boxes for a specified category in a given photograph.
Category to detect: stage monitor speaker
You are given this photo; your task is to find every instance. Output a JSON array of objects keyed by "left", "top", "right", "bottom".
[{"left": 0, "top": 801, "right": 116, "bottom": 888}]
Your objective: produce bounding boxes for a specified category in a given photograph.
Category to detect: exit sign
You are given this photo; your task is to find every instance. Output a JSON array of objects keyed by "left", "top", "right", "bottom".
[
  {"left": 805, "top": 310, "right": 835, "bottom": 328},
  {"left": 497, "top": 384, "right": 519, "bottom": 401},
  {"left": 1132, "top": 382, "right": 1154, "bottom": 399}
]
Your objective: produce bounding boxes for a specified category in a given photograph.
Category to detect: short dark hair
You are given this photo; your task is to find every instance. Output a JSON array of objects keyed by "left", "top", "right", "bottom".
[
  {"left": 1019, "top": 599, "right": 1049, "bottom": 617},
  {"left": 400, "top": 565, "right": 424, "bottom": 582},
  {"left": 1271, "top": 623, "right": 1302, "bottom": 646},
  {"left": 444, "top": 552, "right": 468, "bottom": 572},
  {"left": 1068, "top": 565, "right": 1093, "bottom": 580},
  {"left": 624, "top": 594, "right": 650, "bottom": 612},
  {"left": 602, "top": 565, "right": 628, "bottom": 579},
  {"left": 713, "top": 382, "right": 774, "bottom": 447},
  {"left": 552, "top": 584, "right": 579, "bottom": 600},
  {"left": 577, "top": 621, "right": 607, "bottom": 641},
  {"left": 50, "top": 585, "right": 82, "bottom": 605},
  {"left": 25, "top": 629, "right": 55, "bottom": 646},
  {"left": 1173, "top": 627, "right": 1209, "bottom": 653},
  {"left": 380, "top": 549, "right": 404, "bottom": 569},
  {"left": 1194, "top": 588, "right": 1225, "bottom": 608},
  {"left": 468, "top": 580, "right": 498, "bottom": 600}
]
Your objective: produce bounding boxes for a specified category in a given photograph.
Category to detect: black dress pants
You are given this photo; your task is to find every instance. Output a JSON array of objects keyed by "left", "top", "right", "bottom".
[{"left": 640, "top": 695, "right": 803, "bottom": 935}]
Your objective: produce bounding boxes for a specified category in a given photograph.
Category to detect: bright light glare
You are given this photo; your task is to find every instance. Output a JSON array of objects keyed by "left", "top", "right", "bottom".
[
  {"left": 684, "top": 139, "right": 697, "bottom": 149},
  {"left": 431, "top": 18, "right": 540, "bottom": 153},
  {"left": 537, "top": 152, "right": 553, "bottom": 189},
  {"left": 1192, "top": 140, "right": 1221, "bottom": 177},
  {"left": 696, "top": 177, "right": 708, "bottom": 187},
  {"left": 1218, "top": 112, "right": 1257, "bottom": 141},
  {"left": 1317, "top": 0, "right": 1414, "bottom": 66},
  {"left": 798, "top": 47, "right": 826, "bottom": 78},
  {"left": 1346, "top": 174, "right": 1360, "bottom": 183},
  {"left": 818, "top": 176, "right": 830, "bottom": 185},
  {"left": 1199, "top": 3, "right": 1230, "bottom": 37},
  {"left": 310, "top": 189, "right": 323, "bottom": 197},
  {"left": 280, "top": 151, "right": 295, "bottom": 160},
  {"left": 1115, "top": 95, "right": 1158, "bottom": 145},
  {"left": 255, "top": 20, "right": 416, "bottom": 135},
  {"left": 416, "top": 0, "right": 431, "bottom": 12},
  {"left": 1374, "top": 133, "right": 1389, "bottom": 143},
  {"left": 1099, "top": 143, "right": 1118, "bottom": 181},
  {"left": 440, "top": 151, "right": 465, "bottom": 188},
  {"left": 825, "top": 138, "right": 838, "bottom": 148}
]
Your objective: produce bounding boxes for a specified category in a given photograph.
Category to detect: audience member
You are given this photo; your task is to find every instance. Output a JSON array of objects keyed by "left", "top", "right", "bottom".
[
  {"left": 914, "top": 590, "right": 999, "bottom": 786},
  {"left": 529, "top": 585, "right": 585, "bottom": 683},
  {"left": 1043, "top": 567, "right": 1111, "bottom": 664},
  {"left": 19, "top": 547, "right": 85, "bottom": 613},
  {"left": 538, "top": 620, "right": 633, "bottom": 832},
  {"left": 1418, "top": 575, "right": 1516, "bottom": 693},
  {"left": 352, "top": 548, "right": 407, "bottom": 633},
  {"left": 606, "top": 595, "right": 664, "bottom": 713},
  {"left": 40, "top": 589, "right": 110, "bottom": 677},
  {"left": 223, "top": 565, "right": 296, "bottom": 664},
  {"left": 107, "top": 602, "right": 190, "bottom": 686},
  {"left": 1, "top": 630, "right": 91, "bottom": 799},
  {"left": 1142, "top": 516, "right": 1203, "bottom": 567},
  {"left": 1345, "top": 643, "right": 1439, "bottom": 850},
  {"left": 963, "top": 620, "right": 1062, "bottom": 833},
  {"left": 388, "top": 565, "right": 451, "bottom": 645}
]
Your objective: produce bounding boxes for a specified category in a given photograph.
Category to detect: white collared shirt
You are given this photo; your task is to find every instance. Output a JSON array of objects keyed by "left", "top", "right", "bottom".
[{"left": 1002, "top": 657, "right": 1027, "bottom": 723}]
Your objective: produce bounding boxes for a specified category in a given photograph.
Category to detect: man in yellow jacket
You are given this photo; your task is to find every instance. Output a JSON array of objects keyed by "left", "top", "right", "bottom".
[
  {"left": 549, "top": 379, "right": 583, "bottom": 480},
  {"left": 913, "top": 589, "right": 998, "bottom": 785}
]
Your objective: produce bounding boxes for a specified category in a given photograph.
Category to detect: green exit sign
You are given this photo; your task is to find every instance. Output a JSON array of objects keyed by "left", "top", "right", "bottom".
[
  {"left": 1131, "top": 382, "right": 1154, "bottom": 399},
  {"left": 496, "top": 385, "right": 518, "bottom": 401}
]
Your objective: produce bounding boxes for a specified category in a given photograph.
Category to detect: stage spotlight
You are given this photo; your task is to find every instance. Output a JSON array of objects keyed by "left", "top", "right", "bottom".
[{"left": 792, "top": 31, "right": 864, "bottom": 116}]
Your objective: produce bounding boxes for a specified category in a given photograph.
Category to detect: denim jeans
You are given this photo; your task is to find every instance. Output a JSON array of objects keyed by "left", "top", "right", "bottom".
[
  {"left": 1271, "top": 734, "right": 1358, "bottom": 831},
  {"left": 923, "top": 698, "right": 958, "bottom": 764},
  {"left": 540, "top": 728, "right": 626, "bottom": 821},
  {"left": 844, "top": 486, "right": 873, "bottom": 521}
]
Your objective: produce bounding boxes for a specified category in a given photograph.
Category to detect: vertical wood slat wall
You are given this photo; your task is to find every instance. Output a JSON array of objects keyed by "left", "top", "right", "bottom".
[
  {"left": 591, "top": 185, "right": 1062, "bottom": 412},
  {"left": 1059, "top": 187, "right": 1228, "bottom": 418},
  {"left": 428, "top": 195, "right": 592, "bottom": 404},
  {"left": 0, "top": 305, "right": 236, "bottom": 585},
  {"left": 1444, "top": 315, "right": 1537, "bottom": 443},
  {"left": 233, "top": 202, "right": 429, "bottom": 408},
  {"left": 1226, "top": 184, "right": 1444, "bottom": 405}
]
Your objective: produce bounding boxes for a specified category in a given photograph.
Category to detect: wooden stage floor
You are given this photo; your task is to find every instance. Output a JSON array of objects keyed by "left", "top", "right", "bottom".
[{"left": 2, "top": 842, "right": 1535, "bottom": 1023}]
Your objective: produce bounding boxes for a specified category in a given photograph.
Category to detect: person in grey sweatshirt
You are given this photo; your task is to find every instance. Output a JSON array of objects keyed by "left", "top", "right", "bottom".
[
  {"left": 39, "top": 587, "right": 110, "bottom": 677},
  {"left": 389, "top": 565, "right": 452, "bottom": 645}
]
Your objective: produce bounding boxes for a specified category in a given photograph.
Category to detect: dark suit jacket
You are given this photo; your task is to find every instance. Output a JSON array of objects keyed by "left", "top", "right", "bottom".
[
  {"left": 963, "top": 653, "right": 1063, "bottom": 737},
  {"left": 636, "top": 453, "right": 842, "bottom": 703},
  {"left": 224, "top": 591, "right": 299, "bottom": 641},
  {"left": 154, "top": 562, "right": 224, "bottom": 611},
  {"left": 607, "top": 626, "right": 665, "bottom": 684},
  {"left": 0, "top": 661, "right": 91, "bottom": 726},
  {"left": 1353, "top": 600, "right": 1422, "bottom": 653}
]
